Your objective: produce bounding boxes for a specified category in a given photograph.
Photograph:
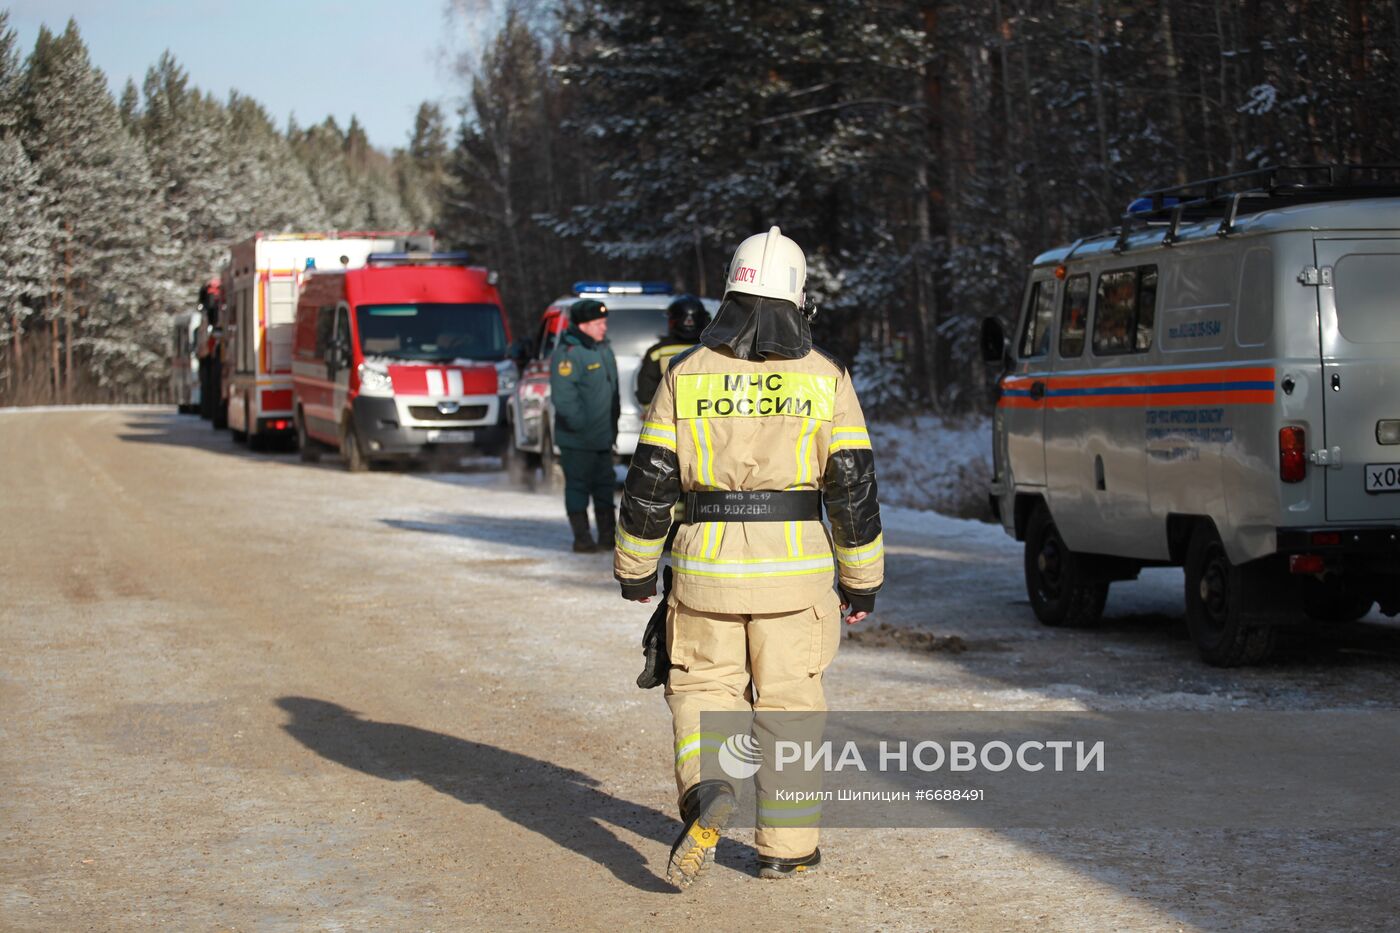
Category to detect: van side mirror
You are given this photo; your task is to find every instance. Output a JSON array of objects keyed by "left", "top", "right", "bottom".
[
  {"left": 509, "top": 337, "right": 535, "bottom": 367},
  {"left": 980, "top": 317, "right": 1008, "bottom": 366}
]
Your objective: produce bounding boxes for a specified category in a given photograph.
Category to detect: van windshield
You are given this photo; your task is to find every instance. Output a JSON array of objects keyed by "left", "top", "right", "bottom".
[
  {"left": 603, "top": 305, "right": 670, "bottom": 358},
  {"left": 355, "top": 303, "right": 507, "bottom": 361}
]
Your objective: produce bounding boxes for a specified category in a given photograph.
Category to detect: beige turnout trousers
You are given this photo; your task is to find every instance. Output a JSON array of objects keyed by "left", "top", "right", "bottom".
[{"left": 667, "top": 588, "right": 842, "bottom": 859}]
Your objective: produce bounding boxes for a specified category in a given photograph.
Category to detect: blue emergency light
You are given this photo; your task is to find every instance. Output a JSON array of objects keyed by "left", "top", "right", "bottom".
[
  {"left": 572, "top": 280, "right": 672, "bottom": 295},
  {"left": 1127, "top": 196, "right": 1181, "bottom": 215},
  {"left": 367, "top": 251, "right": 471, "bottom": 265}
]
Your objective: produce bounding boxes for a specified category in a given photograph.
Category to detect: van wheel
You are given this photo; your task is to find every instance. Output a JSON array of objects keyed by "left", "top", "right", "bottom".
[
  {"left": 538, "top": 425, "right": 561, "bottom": 491},
  {"left": 1302, "top": 577, "right": 1373, "bottom": 623},
  {"left": 1023, "top": 505, "right": 1107, "bottom": 628},
  {"left": 1184, "top": 525, "right": 1276, "bottom": 666},
  {"left": 342, "top": 421, "right": 368, "bottom": 473},
  {"left": 295, "top": 408, "right": 321, "bottom": 463},
  {"left": 504, "top": 432, "right": 532, "bottom": 483}
]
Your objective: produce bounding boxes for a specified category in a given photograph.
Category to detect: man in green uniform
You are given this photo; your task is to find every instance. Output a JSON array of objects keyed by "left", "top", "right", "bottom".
[{"left": 550, "top": 298, "right": 620, "bottom": 553}]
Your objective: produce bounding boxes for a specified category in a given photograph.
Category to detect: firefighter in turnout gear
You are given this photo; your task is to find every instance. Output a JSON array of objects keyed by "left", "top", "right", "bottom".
[
  {"left": 550, "top": 298, "right": 621, "bottom": 553},
  {"left": 636, "top": 294, "right": 711, "bottom": 408},
  {"left": 614, "top": 226, "right": 884, "bottom": 887}
]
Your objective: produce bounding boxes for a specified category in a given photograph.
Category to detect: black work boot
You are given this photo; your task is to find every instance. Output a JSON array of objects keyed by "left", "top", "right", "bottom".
[
  {"left": 667, "top": 780, "right": 736, "bottom": 890},
  {"left": 757, "top": 847, "right": 821, "bottom": 879},
  {"left": 568, "top": 511, "right": 597, "bottom": 553},
  {"left": 596, "top": 505, "right": 616, "bottom": 550}
]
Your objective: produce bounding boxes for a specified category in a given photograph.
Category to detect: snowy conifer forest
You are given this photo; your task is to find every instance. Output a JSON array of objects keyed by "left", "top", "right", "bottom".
[{"left": 2, "top": 3, "right": 1398, "bottom": 408}]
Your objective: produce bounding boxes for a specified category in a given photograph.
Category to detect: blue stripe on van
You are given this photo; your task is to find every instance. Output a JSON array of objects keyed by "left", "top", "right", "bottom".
[{"left": 1048, "top": 379, "right": 1275, "bottom": 398}]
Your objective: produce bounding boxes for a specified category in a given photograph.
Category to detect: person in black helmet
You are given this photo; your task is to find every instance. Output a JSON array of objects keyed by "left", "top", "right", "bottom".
[{"left": 636, "top": 295, "right": 711, "bottom": 408}]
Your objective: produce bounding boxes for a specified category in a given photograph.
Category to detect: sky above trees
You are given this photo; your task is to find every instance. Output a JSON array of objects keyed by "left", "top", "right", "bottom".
[{"left": 4, "top": 0, "right": 461, "bottom": 148}]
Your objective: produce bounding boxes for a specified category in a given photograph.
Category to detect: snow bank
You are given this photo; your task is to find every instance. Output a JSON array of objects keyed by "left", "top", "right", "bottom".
[{"left": 868, "top": 415, "right": 994, "bottom": 520}]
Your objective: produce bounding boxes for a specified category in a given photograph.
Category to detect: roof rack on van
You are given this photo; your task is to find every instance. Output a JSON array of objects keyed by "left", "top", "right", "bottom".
[{"left": 1115, "top": 164, "right": 1400, "bottom": 250}]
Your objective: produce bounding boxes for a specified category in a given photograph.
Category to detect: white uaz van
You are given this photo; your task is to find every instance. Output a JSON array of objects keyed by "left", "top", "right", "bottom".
[{"left": 983, "top": 165, "right": 1400, "bottom": 666}]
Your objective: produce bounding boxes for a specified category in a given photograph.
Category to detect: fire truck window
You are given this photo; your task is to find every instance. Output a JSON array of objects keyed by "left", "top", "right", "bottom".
[
  {"left": 1058, "top": 274, "right": 1090, "bottom": 358},
  {"left": 1017, "top": 280, "right": 1055, "bottom": 359},
  {"left": 315, "top": 307, "right": 334, "bottom": 357},
  {"left": 1135, "top": 266, "right": 1158, "bottom": 351}
]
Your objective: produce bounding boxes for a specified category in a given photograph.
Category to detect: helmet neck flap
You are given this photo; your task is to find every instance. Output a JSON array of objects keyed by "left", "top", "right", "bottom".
[{"left": 699, "top": 292, "right": 811, "bottom": 361}]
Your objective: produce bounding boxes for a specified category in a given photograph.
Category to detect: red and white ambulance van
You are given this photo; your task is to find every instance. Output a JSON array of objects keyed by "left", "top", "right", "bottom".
[
  {"left": 220, "top": 231, "right": 432, "bottom": 449},
  {"left": 290, "top": 251, "right": 514, "bottom": 471}
]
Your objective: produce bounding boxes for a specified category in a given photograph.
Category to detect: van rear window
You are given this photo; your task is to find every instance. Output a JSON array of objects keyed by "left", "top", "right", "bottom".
[
  {"left": 1092, "top": 265, "right": 1158, "bottom": 355},
  {"left": 1334, "top": 253, "right": 1400, "bottom": 343},
  {"left": 1018, "top": 280, "right": 1055, "bottom": 359}
]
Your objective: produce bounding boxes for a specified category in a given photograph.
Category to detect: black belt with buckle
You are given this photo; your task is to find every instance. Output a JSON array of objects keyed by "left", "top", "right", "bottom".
[{"left": 681, "top": 490, "right": 822, "bottom": 523}]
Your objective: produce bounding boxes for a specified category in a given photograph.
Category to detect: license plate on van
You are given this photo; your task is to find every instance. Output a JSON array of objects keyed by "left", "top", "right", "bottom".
[
  {"left": 1364, "top": 463, "right": 1400, "bottom": 493},
  {"left": 427, "top": 429, "right": 474, "bottom": 444}
]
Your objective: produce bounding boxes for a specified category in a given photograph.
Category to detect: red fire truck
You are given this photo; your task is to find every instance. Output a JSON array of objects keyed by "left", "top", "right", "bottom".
[
  {"left": 219, "top": 231, "right": 432, "bottom": 449},
  {"left": 290, "top": 251, "right": 514, "bottom": 471}
]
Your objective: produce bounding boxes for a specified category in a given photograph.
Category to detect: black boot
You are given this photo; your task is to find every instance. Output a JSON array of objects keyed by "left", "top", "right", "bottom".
[
  {"left": 568, "top": 511, "right": 597, "bottom": 553},
  {"left": 667, "top": 780, "right": 736, "bottom": 889},
  {"left": 596, "top": 505, "right": 616, "bottom": 550},
  {"left": 757, "top": 847, "right": 821, "bottom": 879}
]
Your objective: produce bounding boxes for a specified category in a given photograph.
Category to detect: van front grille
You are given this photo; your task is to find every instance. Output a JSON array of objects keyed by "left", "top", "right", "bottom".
[{"left": 409, "top": 405, "right": 489, "bottom": 422}]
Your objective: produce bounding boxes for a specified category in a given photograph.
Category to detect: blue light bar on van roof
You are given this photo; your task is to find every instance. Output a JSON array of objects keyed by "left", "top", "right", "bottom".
[
  {"left": 367, "top": 251, "right": 471, "bottom": 265},
  {"left": 1127, "top": 196, "right": 1180, "bottom": 215},
  {"left": 573, "top": 280, "right": 672, "bottom": 295}
]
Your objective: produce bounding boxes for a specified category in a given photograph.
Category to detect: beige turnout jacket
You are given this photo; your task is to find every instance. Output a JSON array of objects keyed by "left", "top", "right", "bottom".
[{"left": 614, "top": 344, "right": 884, "bottom": 615}]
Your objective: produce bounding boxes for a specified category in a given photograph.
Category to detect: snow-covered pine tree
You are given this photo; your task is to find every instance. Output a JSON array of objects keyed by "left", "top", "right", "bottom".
[
  {"left": 141, "top": 52, "right": 238, "bottom": 291},
  {"left": 556, "top": 0, "right": 923, "bottom": 360},
  {"left": 20, "top": 20, "right": 167, "bottom": 399},
  {"left": 292, "top": 117, "right": 371, "bottom": 229},
  {"left": 224, "top": 93, "right": 329, "bottom": 233},
  {"left": 397, "top": 102, "right": 449, "bottom": 227},
  {"left": 0, "top": 13, "right": 57, "bottom": 401}
]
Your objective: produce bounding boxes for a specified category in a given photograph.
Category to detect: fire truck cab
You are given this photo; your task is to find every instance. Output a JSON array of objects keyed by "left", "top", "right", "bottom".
[
  {"left": 220, "top": 232, "right": 431, "bottom": 449},
  {"left": 291, "top": 252, "right": 513, "bottom": 471}
]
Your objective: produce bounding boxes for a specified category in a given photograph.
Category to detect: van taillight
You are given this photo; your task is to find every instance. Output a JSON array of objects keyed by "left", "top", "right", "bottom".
[{"left": 1280, "top": 426, "right": 1306, "bottom": 483}]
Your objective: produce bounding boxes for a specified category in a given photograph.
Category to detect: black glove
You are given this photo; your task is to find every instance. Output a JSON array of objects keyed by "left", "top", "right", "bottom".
[
  {"left": 636, "top": 567, "right": 673, "bottom": 689},
  {"left": 840, "top": 586, "right": 877, "bottom": 614}
]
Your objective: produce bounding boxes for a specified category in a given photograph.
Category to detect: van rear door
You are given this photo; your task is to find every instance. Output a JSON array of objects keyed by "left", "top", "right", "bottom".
[{"left": 1315, "top": 238, "right": 1400, "bottom": 522}]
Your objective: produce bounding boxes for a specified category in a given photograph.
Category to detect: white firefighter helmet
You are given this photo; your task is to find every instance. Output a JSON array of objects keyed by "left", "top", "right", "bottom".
[{"left": 723, "top": 225, "right": 807, "bottom": 307}]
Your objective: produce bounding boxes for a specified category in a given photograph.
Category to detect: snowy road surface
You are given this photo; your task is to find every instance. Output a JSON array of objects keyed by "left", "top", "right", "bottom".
[{"left": 3, "top": 409, "right": 1398, "bottom": 931}]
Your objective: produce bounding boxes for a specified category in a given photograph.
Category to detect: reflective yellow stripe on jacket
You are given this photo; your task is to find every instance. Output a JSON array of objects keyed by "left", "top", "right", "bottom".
[
  {"left": 835, "top": 533, "right": 884, "bottom": 568},
  {"left": 616, "top": 527, "right": 666, "bottom": 559},
  {"left": 830, "top": 425, "right": 871, "bottom": 452},
  {"left": 673, "top": 552, "right": 835, "bottom": 579},
  {"left": 639, "top": 420, "right": 676, "bottom": 450}
]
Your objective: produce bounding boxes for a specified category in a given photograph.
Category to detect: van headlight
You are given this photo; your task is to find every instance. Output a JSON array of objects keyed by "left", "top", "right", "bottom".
[
  {"left": 357, "top": 362, "right": 393, "bottom": 396},
  {"left": 496, "top": 360, "right": 518, "bottom": 395}
]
